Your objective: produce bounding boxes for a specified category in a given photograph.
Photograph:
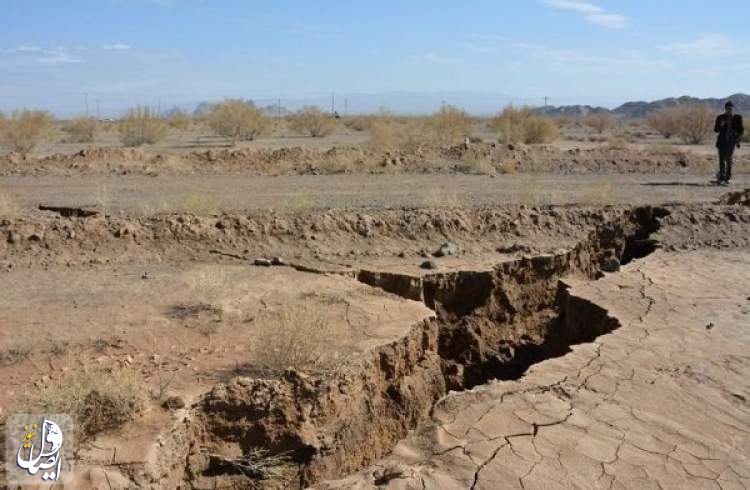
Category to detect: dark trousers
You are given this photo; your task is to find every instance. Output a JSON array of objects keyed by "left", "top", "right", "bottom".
[{"left": 718, "top": 145, "right": 735, "bottom": 181}]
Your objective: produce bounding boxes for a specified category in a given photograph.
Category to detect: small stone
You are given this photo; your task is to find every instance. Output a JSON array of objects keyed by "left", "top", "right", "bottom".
[
  {"left": 141, "top": 271, "right": 150, "bottom": 280},
  {"left": 254, "top": 258, "right": 272, "bottom": 267},
  {"left": 236, "top": 377, "right": 253, "bottom": 387},
  {"left": 162, "top": 396, "right": 186, "bottom": 410},
  {"left": 271, "top": 256, "right": 285, "bottom": 266},
  {"left": 397, "top": 251, "right": 406, "bottom": 258},
  {"left": 434, "top": 242, "right": 459, "bottom": 258},
  {"left": 705, "top": 322, "right": 715, "bottom": 330},
  {"left": 600, "top": 257, "right": 620, "bottom": 273},
  {"left": 420, "top": 260, "right": 438, "bottom": 270}
]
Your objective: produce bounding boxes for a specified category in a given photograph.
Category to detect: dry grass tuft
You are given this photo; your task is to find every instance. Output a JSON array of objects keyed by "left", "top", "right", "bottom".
[
  {"left": 428, "top": 105, "right": 473, "bottom": 145},
  {"left": 516, "top": 177, "right": 543, "bottom": 206},
  {"left": 118, "top": 107, "right": 168, "bottom": 147},
  {"left": 288, "top": 106, "right": 336, "bottom": 137},
  {"left": 207, "top": 99, "right": 269, "bottom": 143},
  {"left": 250, "top": 304, "right": 343, "bottom": 372},
  {"left": 583, "top": 113, "right": 615, "bottom": 134},
  {"left": 167, "top": 109, "right": 192, "bottom": 130},
  {"left": 490, "top": 106, "right": 558, "bottom": 144},
  {"left": 457, "top": 152, "right": 495, "bottom": 175},
  {"left": 16, "top": 367, "right": 143, "bottom": 439},
  {"left": 62, "top": 116, "right": 97, "bottom": 143},
  {"left": 0, "top": 109, "right": 52, "bottom": 155}
]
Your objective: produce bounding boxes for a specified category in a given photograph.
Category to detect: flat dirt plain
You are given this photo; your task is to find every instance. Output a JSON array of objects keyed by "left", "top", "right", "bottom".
[{"left": 0, "top": 123, "right": 749, "bottom": 490}]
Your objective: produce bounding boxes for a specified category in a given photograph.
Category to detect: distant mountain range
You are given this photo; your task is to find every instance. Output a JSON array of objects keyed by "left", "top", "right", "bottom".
[{"left": 539, "top": 93, "right": 750, "bottom": 118}]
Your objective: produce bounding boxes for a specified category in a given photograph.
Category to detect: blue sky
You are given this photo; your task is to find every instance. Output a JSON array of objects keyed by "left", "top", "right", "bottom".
[{"left": 1, "top": 0, "right": 748, "bottom": 116}]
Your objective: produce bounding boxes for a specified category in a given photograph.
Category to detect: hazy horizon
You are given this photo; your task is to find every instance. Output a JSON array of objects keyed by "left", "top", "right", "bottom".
[{"left": 2, "top": 1, "right": 748, "bottom": 116}]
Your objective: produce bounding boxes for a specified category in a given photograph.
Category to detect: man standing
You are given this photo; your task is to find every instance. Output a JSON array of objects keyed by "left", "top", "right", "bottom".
[{"left": 714, "top": 101, "right": 744, "bottom": 186}]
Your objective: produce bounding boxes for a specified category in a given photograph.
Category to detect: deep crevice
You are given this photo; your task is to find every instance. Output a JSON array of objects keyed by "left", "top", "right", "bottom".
[{"left": 177, "top": 205, "right": 668, "bottom": 489}]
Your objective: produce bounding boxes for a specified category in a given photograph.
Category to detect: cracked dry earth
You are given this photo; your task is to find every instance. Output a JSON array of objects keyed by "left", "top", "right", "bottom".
[
  {"left": 316, "top": 250, "right": 750, "bottom": 490},
  {"left": 1, "top": 189, "right": 749, "bottom": 490}
]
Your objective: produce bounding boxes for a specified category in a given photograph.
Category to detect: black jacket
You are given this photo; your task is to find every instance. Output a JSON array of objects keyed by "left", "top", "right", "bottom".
[{"left": 715, "top": 113, "right": 744, "bottom": 148}]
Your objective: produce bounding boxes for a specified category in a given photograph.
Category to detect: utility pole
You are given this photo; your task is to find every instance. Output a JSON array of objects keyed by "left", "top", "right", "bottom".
[
  {"left": 277, "top": 98, "right": 281, "bottom": 118},
  {"left": 344, "top": 98, "right": 348, "bottom": 116},
  {"left": 158, "top": 98, "right": 161, "bottom": 115},
  {"left": 543, "top": 96, "right": 550, "bottom": 107},
  {"left": 331, "top": 93, "right": 335, "bottom": 115},
  {"left": 84, "top": 92, "right": 89, "bottom": 116}
]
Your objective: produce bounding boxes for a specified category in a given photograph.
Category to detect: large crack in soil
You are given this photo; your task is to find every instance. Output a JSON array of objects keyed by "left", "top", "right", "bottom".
[{"left": 164, "top": 206, "right": 669, "bottom": 490}]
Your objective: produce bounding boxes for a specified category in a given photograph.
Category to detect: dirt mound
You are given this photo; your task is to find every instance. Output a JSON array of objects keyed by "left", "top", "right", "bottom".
[
  {"left": 2, "top": 142, "right": 745, "bottom": 176},
  {"left": 719, "top": 187, "right": 750, "bottom": 206}
]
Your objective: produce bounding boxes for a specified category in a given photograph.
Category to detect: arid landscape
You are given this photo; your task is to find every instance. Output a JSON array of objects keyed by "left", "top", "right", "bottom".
[{"left": 0, "top": 102, "right": 749, "bottom": 489}]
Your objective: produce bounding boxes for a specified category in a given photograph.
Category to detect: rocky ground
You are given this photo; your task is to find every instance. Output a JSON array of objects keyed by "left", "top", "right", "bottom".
[{"left": 0, "top": 177, "right": 748, "bottom": 489}]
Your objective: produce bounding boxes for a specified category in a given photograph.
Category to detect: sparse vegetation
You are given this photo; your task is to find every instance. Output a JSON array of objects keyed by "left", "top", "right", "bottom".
[
  {"left": 167, "top": 109, "right": 192, "bottom": 130},
  {"left": 62, "top": 116, "right": 97, "bottom": 143},
  {"left": 647, "top": 108, "right": 681, "bottom": 139},
  {"left": 584, "top": 113, "right": 615, "bottom": 134},
  {"left": 672, "top": 104, "right": 714, "bottom": 144},
  {"left": 457, "top": 152, "right": 495, "bottom": 175},
  {"left": 16, "top": 367, "right": 143, "bottom": 439},
  {"left": 207, "top": 99, "right": 269, "bottom": 143},
  {"left": 118, "top": 107, "right": 168, "bottom": 147},
  {"left": 490, "top": 106, "right": 559, "bottom": 144},
  {"left": 250, "top": 304, "right": 341, "bottom": 372},
  {"left": 743, "top": 119, "right": 750, "bottom": 143},
  {"left": 288, "top": 106, "right": 336, "bottom": 137},
  {"left": 0, "top": 109, "right": 52, "bottom": 155},
  {"left": 428, "top": 105, "right": 472, "bottom": 145}
]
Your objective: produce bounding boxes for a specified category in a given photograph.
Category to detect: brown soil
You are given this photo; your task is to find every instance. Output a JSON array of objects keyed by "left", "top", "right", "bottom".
[
  {"left": 1, "top": 142, "right": 748, "bottom": 176},
  {"left": 0, "top": 185, "right": 748, "bottom": 489}
]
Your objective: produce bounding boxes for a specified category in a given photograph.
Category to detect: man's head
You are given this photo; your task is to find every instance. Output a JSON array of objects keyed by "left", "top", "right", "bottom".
[{"left": 725, "top": 101, "right": 735, "bottom": 116}]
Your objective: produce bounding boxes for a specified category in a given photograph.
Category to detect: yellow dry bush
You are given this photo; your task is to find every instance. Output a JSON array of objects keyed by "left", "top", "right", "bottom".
[
  {"left": 288, "top": 106, "right": 336, "bottom": 137},
  {"left": 672, "top": 104, "right": 714, "bottom": 144},
  {"left": 250, "top": 303, "right": 343, "bottom": 372},
  {"left": 0, "top": 109, "right": 52, "bottom": 155},
  {"left": 207, "top": 99, "right": 269, "bottom": 143},
  {"left": 62, "top": 116, "right": 97, "bottom": 143},
  {"left": 428, "top": 105, "right": 472, "bottom": 145},
  {"left": 490, "top": 106, "right": 558, "bottom": 144},
  {"left": 16, "top": 367, "right": 143, "bottom": 439},
  {"left": 118, "top": 107, "right": 168, "bottom": 147},
  {"left": 167, "top": 109, "right": 192, "bottom": 130}
]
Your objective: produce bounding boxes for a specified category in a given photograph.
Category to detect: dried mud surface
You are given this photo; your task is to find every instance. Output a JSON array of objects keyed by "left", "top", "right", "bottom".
[{"left": 0, "top": 189, "right": 748, "bottom": 489}]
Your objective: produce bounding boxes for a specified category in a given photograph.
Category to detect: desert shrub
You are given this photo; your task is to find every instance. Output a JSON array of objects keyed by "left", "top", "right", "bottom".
[
  {"left": 118, "top": 107, "right": 168, "bottom": 147},
  {"left": 743, "top": 119, "right": 750, "bottom": 143},
  {"left": 167, "top": 109, "right": 192, "bottom": 130},
  {"left": 489, "top": 106, "right": 558, "bottom": 144},
  {"left": 207, "top": 99, "right": 269, "bottom": 143},
  {"left": 584, "top": 113, "right": 615, "bottom": 134},
  {"left": 16, "top": 367, "right": 143, "bottom": 439},
  {"left": 367, "top": 116, "right": 427, "bottom": 151},
  {"left": 62, "top": 116, "right": 97, "bottom": 143},
  {"left": 428, "top": 105, "right": 472, "bottom": 145},
  {"left": 0, "top": 109, "right": 52, "bottom": 155},
  {"left": 672, "top": 104, "right": 714, "bottom": 144},
  {"left": 457, "top": 152, "right": 495, "bottom": 175},
  {"left": 343, "top": 116, "right": 372, "bottom": 131},
  {"left": 288, "top": 106, "right": 336, "bottom": 137},
  {"left": 647, "top": 108, "right": 681, "bottom": 139},
  {"left": 250, "top": 304, "right": 341, "bottom": 372}
]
